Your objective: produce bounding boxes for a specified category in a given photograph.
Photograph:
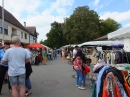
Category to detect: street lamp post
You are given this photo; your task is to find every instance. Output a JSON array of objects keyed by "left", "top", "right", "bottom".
[{"left": 2, "top": 0, "right": 4, "bottom": 45}]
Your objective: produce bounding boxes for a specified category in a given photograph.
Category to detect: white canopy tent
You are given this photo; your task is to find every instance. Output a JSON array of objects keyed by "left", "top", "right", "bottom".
[
  {"left": 80, "top": 41, "right": 123, "bottom": 46},
  {"left": 62, "top": 44, "right": 78, "bottom": 48},
  {"left": 41, "top": 44, "right": 50, "bottom": 53},
  {"left": 108, "top": 26, "right": 130, "bottom": 39}
]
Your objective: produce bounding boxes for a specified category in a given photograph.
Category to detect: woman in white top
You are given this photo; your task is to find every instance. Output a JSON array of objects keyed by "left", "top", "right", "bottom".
[{"left": 62, "top": 49, "right": 65, "bottom": 63}]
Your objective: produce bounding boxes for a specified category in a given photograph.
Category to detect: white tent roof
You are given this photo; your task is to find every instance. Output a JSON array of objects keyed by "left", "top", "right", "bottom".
[
  {"left": 81, "top": 41, "right": 123, "bottom": 46},
  {"left": 108, "top": 26, "right": 130, "bottom": 39},
  {"left": 62, "top": 44, "right": 78, "bottom": 48},
  {"left": 41, "top": 44, "right": 50, "bottom": 49}
]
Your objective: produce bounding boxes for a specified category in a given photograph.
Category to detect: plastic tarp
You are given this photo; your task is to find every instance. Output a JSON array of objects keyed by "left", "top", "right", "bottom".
[
  {"left": 108, "top": 26, "right": 130, "bottom": 39},
  {"left": 80, "top": 41, "right": 123, "bottom": 46}
]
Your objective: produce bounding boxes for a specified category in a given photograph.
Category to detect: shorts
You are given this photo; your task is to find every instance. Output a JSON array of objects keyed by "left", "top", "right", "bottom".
[{"left": 9, "top": 74, "right": 25, "bottom": 86}]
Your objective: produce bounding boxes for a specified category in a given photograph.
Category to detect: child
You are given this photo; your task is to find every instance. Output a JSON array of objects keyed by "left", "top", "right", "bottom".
[{"left": 82, "top": 65, "right": 90, "bottom": 87}]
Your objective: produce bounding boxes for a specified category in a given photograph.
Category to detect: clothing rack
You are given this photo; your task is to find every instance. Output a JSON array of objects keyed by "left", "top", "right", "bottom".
[{"left": 101, "top": 50, "right": 123, "bottom": 65}]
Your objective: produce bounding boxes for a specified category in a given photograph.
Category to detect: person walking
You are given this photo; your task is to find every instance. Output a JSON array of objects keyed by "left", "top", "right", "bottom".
[
  {"left": 0, "top": 42, "right": 11, "bottom": 94},
  {"left": 1, "top": 36, "right": 30, "bottom": 97}
]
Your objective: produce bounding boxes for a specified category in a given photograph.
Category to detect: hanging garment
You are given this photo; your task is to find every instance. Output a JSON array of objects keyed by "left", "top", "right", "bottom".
[
  {"left": 98, "top": 67, "right": 130, "bottom": 97},
  {"left": 93, "top": 60, "right": 106, "bottom": 72},
  {"left": 91, "top": 80, "right": 96, "bottom": 97},
  {"left": 106, "top": 53, "right": 110, "bottom": 60},
  {"left": 102, "top": 72, "right": 121, "bottom": 97},
  {"left": 116, "top": 77, "right": 128, "bottom": 97},
  {"left": 96, "top": 66, "right": 110, "bottom": 97}
]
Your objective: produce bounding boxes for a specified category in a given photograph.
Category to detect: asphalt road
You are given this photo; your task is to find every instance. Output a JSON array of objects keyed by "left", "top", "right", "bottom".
[{"left": 1, "top": 55, "right": 92, "bottom": 97}]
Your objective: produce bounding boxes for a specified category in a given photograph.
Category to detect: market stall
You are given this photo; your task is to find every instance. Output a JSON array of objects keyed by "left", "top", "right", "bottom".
[
  {"left": 27, "top": 43, "right": 45, "bottom": 65},
  {"left": 80, "top": 41, "right": 123, "bottom": 65},
  {"left": 108, "top": 26, "right": 130, "bottom": 52}
]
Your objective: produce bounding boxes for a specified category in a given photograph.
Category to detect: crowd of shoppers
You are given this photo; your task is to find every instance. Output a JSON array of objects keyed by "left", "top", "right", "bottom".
[
  {"left": 0, "top": 36, "right": 32, "bottom": 97},
  {"left": 0, "top": 36, "right": 90, "bottom": 97},
  {"left": 0, "top": 36, "right": 59, "bottom": 97}
]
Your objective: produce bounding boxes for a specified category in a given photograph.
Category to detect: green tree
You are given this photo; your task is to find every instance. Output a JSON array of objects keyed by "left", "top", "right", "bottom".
[
  {"left": 41, "top": 21, "right": 68, "bottom": 48},
  {"left": 41, "top": 6, "right": 121, "bottom": 46},
  {"left": 63, "top": 6, "right": 101, "bottom": 44},
  {"left": 99, "top": 18, "right": 121, "bottom": 36}
]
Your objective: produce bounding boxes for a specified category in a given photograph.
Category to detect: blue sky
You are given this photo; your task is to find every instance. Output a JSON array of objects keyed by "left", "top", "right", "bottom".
[{"left": 0, "top": 0, "right": 130, "bottom": 41}]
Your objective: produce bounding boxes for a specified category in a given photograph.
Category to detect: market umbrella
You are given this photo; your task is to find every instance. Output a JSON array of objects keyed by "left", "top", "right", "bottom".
[{"left": 27, "top": 42, "right": 45, "bottom": 48}]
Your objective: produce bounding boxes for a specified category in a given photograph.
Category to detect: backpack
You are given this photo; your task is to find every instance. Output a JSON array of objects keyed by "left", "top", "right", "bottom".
[{"left": 73, "top": 56, "right": 83, "bottom": 70}]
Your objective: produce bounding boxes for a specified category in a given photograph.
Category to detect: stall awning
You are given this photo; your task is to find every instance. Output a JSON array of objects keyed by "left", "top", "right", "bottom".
[
  {"left": 108, "top": 26, "right": 130, "bottom": 39},
  {"left": 81, "top": 41, "right": 123, "bottom": 46}
]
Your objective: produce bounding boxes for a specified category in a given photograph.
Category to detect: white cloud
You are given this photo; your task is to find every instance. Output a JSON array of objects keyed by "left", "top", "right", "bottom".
[
  {"left": 124, "top": 23, "right": 130, "bottom": 27},
  {"left": 0, "top": 0, "right": 75, "bottom": 42},
  {"left": 100, "top": 10, "right": 130, "bottom": 22},
  {"left": 93, "top": 0, "right": 113, "bottom": 11},
  {"left": 93, "top": 0, "right": 100, "bottom": 6}
]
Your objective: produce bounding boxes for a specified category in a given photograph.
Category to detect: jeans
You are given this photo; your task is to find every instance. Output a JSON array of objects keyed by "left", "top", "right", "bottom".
[
  {"left": 75, "top": 70, "right": 82, "bottom": 87},
  {"left": 25, "top": 78, "right": 32, "bottom": 90},
  {"left": 82, "top": 74, "right": 86, "bottom": 86},
  {"left": 9, "top": 74, "right": 25, "bottom": 86}
]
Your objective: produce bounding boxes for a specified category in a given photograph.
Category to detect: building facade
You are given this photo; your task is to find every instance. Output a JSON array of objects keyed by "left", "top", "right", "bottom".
[{"left": 0, "top": 6, "right": 37, "bottom": 45}]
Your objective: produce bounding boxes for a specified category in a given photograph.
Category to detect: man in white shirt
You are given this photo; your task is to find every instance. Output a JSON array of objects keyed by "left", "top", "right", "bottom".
[
  {"left": 73, "top": 46, "right": 79, "bottom": 60},
  {"left": 72, "top": 46, "right": 79, "bottom": 71},
  {"left": 1, "top": 36, "right": 30, "bottom": 97}
]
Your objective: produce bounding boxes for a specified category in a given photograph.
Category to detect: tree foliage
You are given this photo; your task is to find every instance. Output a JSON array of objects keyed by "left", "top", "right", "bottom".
[
  {"left": 41, "top": 6, "right": 121, "bottom": 47},
  {"left": 63, "top": 6, "right": 101, "bottom": 44},
  {"left": 99, "top": 18, "right": 121, "bottom": 36},
  {"left": 40, "top": 21, "right": 68, "bottom": 48}
]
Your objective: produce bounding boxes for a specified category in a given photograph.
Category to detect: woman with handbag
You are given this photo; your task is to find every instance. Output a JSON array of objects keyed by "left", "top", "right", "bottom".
[{"left": 73, "top": 49, "right": 86, "bottom": 90}]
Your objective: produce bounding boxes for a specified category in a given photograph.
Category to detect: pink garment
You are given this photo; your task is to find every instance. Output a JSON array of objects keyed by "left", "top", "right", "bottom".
[
  {"left": 93, "top": 60, "right": 106, "bottom": 72},
  {"left": 92, "top": 60, "right": 106, "bottom": 80}
]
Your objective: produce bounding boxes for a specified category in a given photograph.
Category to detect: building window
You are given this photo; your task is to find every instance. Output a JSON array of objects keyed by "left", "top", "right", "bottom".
[
  {"left": 21, "top": 32, "right": 23, "bottom": 38},
  {"left": 0, "top": 27, "right": 8, "bottom": 35},
  {"left": 4, "top": 29, "right": 8, "bottom": 35},
  {"left": 25, "top": 33, "right": 27, "bottom": 39}
]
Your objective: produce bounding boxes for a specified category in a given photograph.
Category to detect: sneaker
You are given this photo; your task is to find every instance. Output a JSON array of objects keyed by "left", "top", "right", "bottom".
[
  {"left": 78, "top": 86, "right": 85, "bottom": 90},
  {"left": 76, "top": 85, "right": 78, "bottom": 87}
]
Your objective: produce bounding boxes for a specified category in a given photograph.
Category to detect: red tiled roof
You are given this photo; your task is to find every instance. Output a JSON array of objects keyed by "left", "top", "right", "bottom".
[{"left": 0, "top": 6, "right": 31, "bottom": 34}]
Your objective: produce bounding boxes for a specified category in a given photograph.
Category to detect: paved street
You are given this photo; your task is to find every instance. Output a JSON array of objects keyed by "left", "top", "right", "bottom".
[{"left": 1, "top": 55, "right": 92, "bottom": 97}]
